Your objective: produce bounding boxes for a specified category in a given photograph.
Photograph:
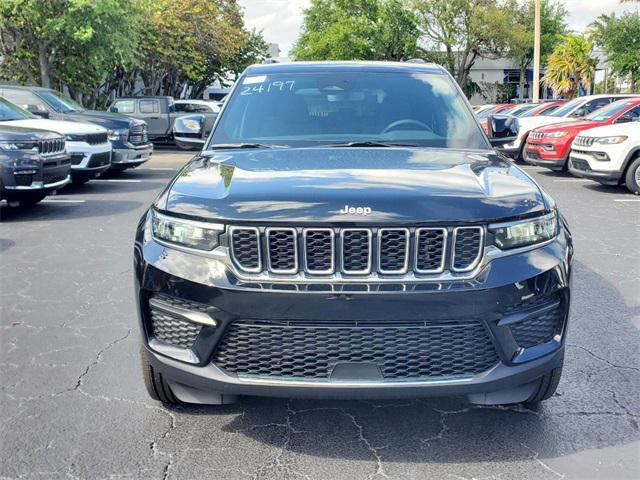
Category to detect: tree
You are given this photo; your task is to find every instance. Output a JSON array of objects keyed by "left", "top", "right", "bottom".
[
  {"left": 590, "top": 12, "right": 640, "bottom": 91},
  {"left": 0, "top": 0, "right": 138, "bottom": 90},
  {"left": 508, "top": 0, "right": 567, "bottom": 99},
  {"left": 411, "top": 0, "right": 516, "bottom": 92},
  {"left": 292, "top": 0, "right": 419, "bottom": 61},
  {"left": 543, "top": 35, "right": 597, "bottom": 98}
]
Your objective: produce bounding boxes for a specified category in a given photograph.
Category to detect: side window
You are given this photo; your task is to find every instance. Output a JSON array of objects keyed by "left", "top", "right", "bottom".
[
  {"left": 583, "top": 98, "right": 612, "bottom": 114},
  {"left": 174, "top": 102, "right": 188, "bottom": 113},
  {"left": 617, "top": 105, "right": 640, "bottom": 123},
  {"left": 2, "top": 89, "right": 49, "bottom": 112},
  {"left": 112, "top": 100, "right": 135, "bottom": 114},
  {"left": 192, "top": 104, "right": 212, "bottom": 113},
  {"left": 140, "top": 100, "right": 160, "bottom": 114}
]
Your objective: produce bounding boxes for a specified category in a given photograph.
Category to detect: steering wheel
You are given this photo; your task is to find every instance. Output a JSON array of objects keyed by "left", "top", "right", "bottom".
[{"left": 381, "top": 119, "right": 432, "bottom": 135}]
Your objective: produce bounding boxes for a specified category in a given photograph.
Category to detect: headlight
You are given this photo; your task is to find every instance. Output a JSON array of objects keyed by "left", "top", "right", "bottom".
[
  {"left": 107, "top": 129, "right": 128, "bottom": 141},
  {"left": 65, "top": 134, "right": 84, "bottom": 142},
  {"left": 151, "top": 210, "right": 222, "bottom": 251},
  {"left": 595, "top": 136, "right": 628, "bottom": 145},
  {"left": 544, "top": 131, "right": 567, "bottom": 138},
  {"left": 0, "top": 141, "right": 36, "bottom": 151},
  {"left": 490, "top": 211, "right": 557, "bottom": 250},
  {"left": 181, "top": 119, "right": 202, "bottom": 132}
]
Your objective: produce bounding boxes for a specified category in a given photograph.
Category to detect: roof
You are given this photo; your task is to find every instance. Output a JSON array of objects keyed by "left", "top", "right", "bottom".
[
  {"left": 0, "top": 85, "right": 54, "bottom": 92},
  {"left": 243, "top": 61, "right": 446, "bottom": 76}
]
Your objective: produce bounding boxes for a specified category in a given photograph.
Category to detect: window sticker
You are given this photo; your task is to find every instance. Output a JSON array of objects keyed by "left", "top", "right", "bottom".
[{"left": 243, "top": 75, "right": 267, "bottom": 85}]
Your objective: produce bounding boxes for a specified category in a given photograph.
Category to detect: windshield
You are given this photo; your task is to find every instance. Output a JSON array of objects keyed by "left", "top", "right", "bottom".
[
  {"left": 209, "top": 71, "right": 488, "bottom": 149},
  {"left": 548, "top": 98, "right": 585, "bottom": 117},
  {"left": 37, "top": 90, "right": 84, "bottom": 113},
  {"left": 510, "top": 105, "right": 536, "bottom": 117},
  {"left": 585, "top": 100, "right": 634, "bottom": 122},
  {"left": 0, "top": 97, "right": 35, "bottom": 121}
]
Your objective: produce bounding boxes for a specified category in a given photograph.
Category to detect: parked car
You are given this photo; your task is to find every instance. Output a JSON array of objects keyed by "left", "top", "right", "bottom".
[
  {"left": 0, "top": 97, "right": 111, "bottom": 185},
  {"left": 108, "top": 97, "right": 218, "bottom": 145},
  {"left": 476, "top": 103, "right": 513, "bottom": 119},
  {"left": 0, "top": 86, "right": 152, "bottom": 171},
  {"left": 135, "top": 61, "right": 572, "bottom": 407},
  {"left": 568, "top": 122, "right": 640, "bottom": 194},
  {"left": 523, "top": 98, "right": 640, "bottom": 171},
  {"left": 497, "top": 94, "right": 638, "bottom": 160},
  {"left": 479, "top": 103, "right": 537, "bottom": 134},
  {"left": 519, "top": 100, "right": 566, "bottom": 118},
  {"left": 1, "top": 125, "right": 70, "bottom": 207}
]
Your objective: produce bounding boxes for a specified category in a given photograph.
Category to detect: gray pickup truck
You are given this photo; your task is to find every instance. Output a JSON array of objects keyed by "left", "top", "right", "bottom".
[{"left": 108, "top": 97, "right": 218, "bottom": 149}]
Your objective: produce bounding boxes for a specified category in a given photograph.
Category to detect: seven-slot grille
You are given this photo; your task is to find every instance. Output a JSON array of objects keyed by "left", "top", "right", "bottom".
[
  {"left": 528, "top": 131, "right": 545, "bottom": 140},
  {"left": 574, "top": 136, "right": 595, "bottom": 147},
  {"left": 37, "top": 137, "right": 65, "bottom": 155},
  {"left": 128, "top": 124, "right": 149, "bottom": 144},
  {"left": 229, "top": 226, "right": 484, "bottom": 277}
]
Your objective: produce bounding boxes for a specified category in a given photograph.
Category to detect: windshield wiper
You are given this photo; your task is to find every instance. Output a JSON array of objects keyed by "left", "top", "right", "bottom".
[
  {"left": 209, "top": 143, "right": 288, "bottom": 149},
  {"left": 323, "top": 141, "right": 420, "bottom": 148}
]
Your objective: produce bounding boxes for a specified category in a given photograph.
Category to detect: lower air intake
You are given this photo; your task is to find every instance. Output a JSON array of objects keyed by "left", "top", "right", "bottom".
[{"left": 213, "top": 320, "right": 498, "bottom": 381}]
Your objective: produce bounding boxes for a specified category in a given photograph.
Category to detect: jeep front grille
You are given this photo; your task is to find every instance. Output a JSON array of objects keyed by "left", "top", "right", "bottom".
[
  {"left": 37, "top": 137, "right": 65, "bottom": 156},
  {"left": 228, "top": 225, "right": 485, "bottom": 278},
  {"left": 213, "top": 319, "right": 499, "bottom": 380},
  {"left": 528, "top": 131, "right": 545, "bottom": 140},
  {"left": 574, "top": 136, "right": 595, "bottom": 147}
]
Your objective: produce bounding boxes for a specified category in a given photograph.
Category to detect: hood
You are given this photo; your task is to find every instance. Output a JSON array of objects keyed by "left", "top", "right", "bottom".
[
  {"left": 157, "top": 148, "right": 547, "bottom": 224},
  {"left": 3, "top": 119, "right": 107, "bottom": 135},
  {"left": 0, "top": 124, "right": 63, "bottom": 142},
  {"left": 577, "top": 122, "right": 640, "bottom": 138},
  {"left": 64, "top": 110, "right": 144, "bottom": 130},
  {"left": 518, "top": 115, "right": 572, "bottom": 133},
  {"left": 537, "top": 119, "right": 601, "bottom": 133}
]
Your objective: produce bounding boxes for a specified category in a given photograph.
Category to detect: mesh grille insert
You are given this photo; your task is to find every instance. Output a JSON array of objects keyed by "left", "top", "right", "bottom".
[
  {"left": 378, "top": 229, "right": 408, "bottom": 273},
  {"left": 213, "top": 320, "right": 498, "bottom": 380},
  {"left": 453, "top": 227, "right": 483, "bottom": 271},
  {"left": 415, "top": 228, "right": 446, "bottom": 273},
  {"left": 149, "top": 309, "right": 201, "bottom": 349},
  {"left": 510, "top": 306, "right": 563, "bottom": 348},
  {"left": 304, "top": 229, "right": 334, "bottom": 273},
  {"left": 342, "top": 229, "right": 371, "bottom": 273},
  {"left": 231, "top": 228, "right": 261, "bottom": 272},
  {"left": 267, "top": 229, "right": 297, "bottom": 273}
]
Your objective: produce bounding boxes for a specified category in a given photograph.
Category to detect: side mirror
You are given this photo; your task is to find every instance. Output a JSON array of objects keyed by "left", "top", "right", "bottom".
[
  {"left": 26, "top": 105, "right": 50, "bottom": 118},
  {"left": 173, "top": 114, "right": 206, "bottom": 151},
  {"left": 487, "top": 115, "right": 519, "bottom": 148},
  {"left": 616, "top": 114, "right": 633, "bottom": 124}
]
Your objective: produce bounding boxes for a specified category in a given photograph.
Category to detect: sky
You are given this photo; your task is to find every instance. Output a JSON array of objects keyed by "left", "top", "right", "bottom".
[{"left": 237, "top": 0, "right": 639, "bottom": 56}]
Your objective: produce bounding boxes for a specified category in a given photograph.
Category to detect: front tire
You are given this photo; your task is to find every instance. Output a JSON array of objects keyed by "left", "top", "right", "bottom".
[
  {"left": 140, "top": 346, "right": 181, "bottom": 405},
  {"left": 624, "top": 156, "right": 640, "bottom": 195},
  {"left": 526, "top": 366, "right": 563, "bottom": 403}
]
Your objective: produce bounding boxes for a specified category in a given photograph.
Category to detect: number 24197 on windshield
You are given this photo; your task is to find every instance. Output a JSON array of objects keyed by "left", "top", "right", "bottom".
[{"left": 240, "top": 81, "right": 295, "bottom": 95}]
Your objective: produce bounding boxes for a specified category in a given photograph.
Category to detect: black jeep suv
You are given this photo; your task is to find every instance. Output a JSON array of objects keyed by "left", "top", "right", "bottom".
[
  {"left": 1, "top": 125, "right": 70, "bottom": 207},
  {"left": 135, "top": 62, "right": 572, "bottom": 406}
]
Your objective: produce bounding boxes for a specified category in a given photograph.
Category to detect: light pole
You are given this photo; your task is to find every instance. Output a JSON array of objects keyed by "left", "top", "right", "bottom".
[{"left": 532, "top": 0, "right": 541, "bottom": 102}]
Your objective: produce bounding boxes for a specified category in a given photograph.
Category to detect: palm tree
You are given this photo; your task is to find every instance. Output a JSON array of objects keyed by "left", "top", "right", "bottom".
[{"left": 543, "top": 35, "right": 597, "bottom": 98}]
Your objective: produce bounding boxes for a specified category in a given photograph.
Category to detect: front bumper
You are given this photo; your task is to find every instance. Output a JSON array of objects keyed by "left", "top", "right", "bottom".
[
  {"left": 135, "top": 221, "right": 572, "bottom": 403},
  {"left": 524, "top": 148, "right": 568, "bottom": 171},
  {"left": 67, "top": 141, "right": 112, "bottom": 176},
  {"left": 568, "top": 154, "right": 622, "bottom": 185},
  {"left": 111, "top": 143, "right": 153, "bottom": 170},
  {"left": 1, "top": 151, "right": 71, "bottom": 197}
]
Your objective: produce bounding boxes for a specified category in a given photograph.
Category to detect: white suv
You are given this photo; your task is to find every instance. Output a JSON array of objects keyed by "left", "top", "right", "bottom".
[
  {"left": 498, "top": 94, "right": 638, "bottom": 160},
  {"left": 568, "top": 121, "right": 640, "bottom": 194}
]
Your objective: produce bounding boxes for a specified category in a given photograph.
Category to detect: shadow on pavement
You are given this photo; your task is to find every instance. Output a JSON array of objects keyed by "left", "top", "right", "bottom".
[{"left": 0, "top": 199, "right": 143, "bottom": 222}]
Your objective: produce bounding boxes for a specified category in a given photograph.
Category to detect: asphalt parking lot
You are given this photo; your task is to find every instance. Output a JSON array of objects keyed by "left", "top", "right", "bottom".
[{"left": 1, "top": 150, "right": 639, "bottom": 480}]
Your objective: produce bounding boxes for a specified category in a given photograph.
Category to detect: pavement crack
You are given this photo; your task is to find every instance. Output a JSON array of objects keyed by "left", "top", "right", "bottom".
[
  {"left": 340, "top": 409, "right": 387, "bottom": 479},
  {"left": 567, "top": 344, "right": 640, "bottom": 373}
]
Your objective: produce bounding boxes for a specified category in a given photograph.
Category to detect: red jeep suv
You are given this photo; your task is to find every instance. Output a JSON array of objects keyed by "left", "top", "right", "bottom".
[{"left": 524, "top": 98, "right": 640, "bottom": 171}]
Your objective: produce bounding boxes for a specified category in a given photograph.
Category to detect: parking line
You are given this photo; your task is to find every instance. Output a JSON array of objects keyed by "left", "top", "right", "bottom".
[
  {"left": 92, "top": 179, "right": 142, "bottom": 183},
  {"left": 147, "top": 167, "right": 175, "bottom": 171},
  {"left": 552, "top": 179, "right": 590, "bottom": 182},
  {"left": 41, "top": 199, "right": 86, "bottom": 204},
  {"left": 613, "top": 198, "right": 640, "bottom": 202}
]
